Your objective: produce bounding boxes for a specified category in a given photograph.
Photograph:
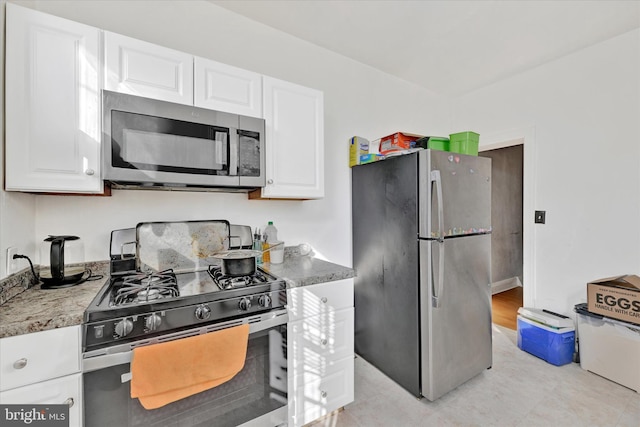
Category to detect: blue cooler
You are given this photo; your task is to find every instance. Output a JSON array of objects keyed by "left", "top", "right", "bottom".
[{"left": 516, "top": 307, "right": 575, "bottom": 366}]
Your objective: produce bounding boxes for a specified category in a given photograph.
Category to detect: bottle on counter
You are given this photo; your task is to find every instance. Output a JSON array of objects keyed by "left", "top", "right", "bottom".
[
  {"left": 253, "top": 229, "right": 263, "bottom": 265},
  {"left": 262, "top": 233, "right": 270, "bottom": 263},
  {"left": 264, "top": 221, "right": 278, "bottom": 243},
  {"left": 262, "top": 221, "right": 278, "bottom": 263}
]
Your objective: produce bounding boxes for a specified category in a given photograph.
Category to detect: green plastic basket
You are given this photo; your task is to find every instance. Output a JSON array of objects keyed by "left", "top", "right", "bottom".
[
  {"left": 427, "top": 137, "right": 450, "bottom": 152},
  {"left": 415, "top": 136, "right": 450, "bottom": 152},
  {"left": 449, "top": 131, "right": 479, "bottom": 156}
]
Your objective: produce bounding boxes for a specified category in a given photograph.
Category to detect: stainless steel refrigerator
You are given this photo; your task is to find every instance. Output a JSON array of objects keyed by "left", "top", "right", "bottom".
[{"left": 352, "top": 149, "right": 492, "bottom": 401}]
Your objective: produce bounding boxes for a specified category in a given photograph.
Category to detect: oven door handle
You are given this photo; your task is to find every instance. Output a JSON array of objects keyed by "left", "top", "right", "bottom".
[{"left": 83, "top": 311, "right": 288, "bottom": 373}]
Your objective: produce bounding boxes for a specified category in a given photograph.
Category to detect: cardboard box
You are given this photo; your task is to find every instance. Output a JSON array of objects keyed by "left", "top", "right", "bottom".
[
  {"left": 587, "top": 275, "right": 640, "bottom": 325},
  {"left": 349, "top": 136, "right": 370, "bottom": 167},
  {"left": 378, "top": 132, "right": 422, "bottom": 155}
]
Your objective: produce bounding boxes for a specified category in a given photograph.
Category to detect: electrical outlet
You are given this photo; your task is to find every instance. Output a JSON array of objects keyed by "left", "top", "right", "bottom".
[{"left": 6, "top": 247, "right": 18, "bottom": 275}]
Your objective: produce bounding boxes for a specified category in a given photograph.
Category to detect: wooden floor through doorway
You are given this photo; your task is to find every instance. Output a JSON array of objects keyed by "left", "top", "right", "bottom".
[{"left": 492, "top": 286, "right": 523, "bottom": 330}]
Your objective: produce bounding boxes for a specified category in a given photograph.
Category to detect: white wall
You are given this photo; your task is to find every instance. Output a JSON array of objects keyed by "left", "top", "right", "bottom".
[
  {"left": 452, "top": 29, "right": 640, "bottom": 316},
  {"left": 1, "top": 0, "right": 449, "bottom": 276}
]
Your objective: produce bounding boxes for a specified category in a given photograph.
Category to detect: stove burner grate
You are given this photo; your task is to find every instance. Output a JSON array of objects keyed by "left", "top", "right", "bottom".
[
  {"left": 113, "top": 270, "right": 179, "bottom": 306},
  {"left": 208, "top": 266, "right": 270, "bottom": 290}
]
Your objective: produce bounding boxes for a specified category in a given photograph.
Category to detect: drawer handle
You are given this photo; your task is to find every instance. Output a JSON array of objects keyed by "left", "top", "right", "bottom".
[
  {"left": 13, "top": 358, "right": 27, "bottom": 369},
  {"left": 321, "top": 297, "right": 328, "bottom": 304},
  {"left": 321, "top": 339, "right": 328, "bottom": 346},
  {"left": 64, "top": 397, "right": 74, "bottom": 408},
  {"left": 321, "top": 390, "right": 327, "bottom": 398}
]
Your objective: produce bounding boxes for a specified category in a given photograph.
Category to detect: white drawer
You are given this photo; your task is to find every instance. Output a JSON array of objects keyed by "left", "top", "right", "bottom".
[
  {"left": 0, "top": 326, "right": 81, "bottom": 391},
  {"left": 0, "top": 373, "right": 83, "bottom": 427},
  {"left": 287, "top": 279, "right": 354, "bottom": 322},
  {"left": 289, "top": 308, "right": 354, "bottom": 372},
  {"left": 291, "top": 356, "right": 354, "bottom": 426}
]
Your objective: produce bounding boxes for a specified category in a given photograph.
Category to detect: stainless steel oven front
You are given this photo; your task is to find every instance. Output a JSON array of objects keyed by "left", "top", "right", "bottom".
[{"left": 82, "top": 310, "right": 288, "bottom": 427}]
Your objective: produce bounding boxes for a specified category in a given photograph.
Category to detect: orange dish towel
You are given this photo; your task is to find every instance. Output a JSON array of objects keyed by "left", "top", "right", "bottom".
[{"left": 130, "top": 324, "right": 250, "bottom": 409}]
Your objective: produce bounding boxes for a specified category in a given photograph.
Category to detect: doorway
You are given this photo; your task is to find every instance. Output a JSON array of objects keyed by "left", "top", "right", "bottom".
[{"left": 480, "top": 143, "right": 524, "bottom": 329}]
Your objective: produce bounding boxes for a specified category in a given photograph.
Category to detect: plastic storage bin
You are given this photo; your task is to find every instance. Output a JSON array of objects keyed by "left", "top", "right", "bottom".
[
  {"left": 415, "top": 136, "right": 450, "bottom": 152},
  {"left": 574, "top": 303, "right": 640, "bottom": 392},
  {"left": 517, "top": 315, "right": 575, "bottom": 366},
  {"left": 449, "top": 131, "right": 479, "bottom": 156}
]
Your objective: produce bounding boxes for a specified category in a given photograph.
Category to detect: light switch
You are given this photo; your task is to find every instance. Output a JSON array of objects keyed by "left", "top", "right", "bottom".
[{"left": 534, "top": 211, "right": 546, "bottom": 224}]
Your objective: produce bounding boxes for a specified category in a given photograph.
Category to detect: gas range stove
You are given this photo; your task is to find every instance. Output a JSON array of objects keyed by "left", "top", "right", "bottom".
[{"left": 83, "top": 265, "right": 287, "bottom": 352}]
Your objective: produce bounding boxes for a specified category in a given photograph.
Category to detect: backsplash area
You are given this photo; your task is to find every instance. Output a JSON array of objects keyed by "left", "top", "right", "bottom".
[{"left": 0, "top": 268, "right": 36, "bottom": 305}]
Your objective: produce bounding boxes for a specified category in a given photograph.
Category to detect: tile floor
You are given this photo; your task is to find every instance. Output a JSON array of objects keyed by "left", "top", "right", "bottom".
[{"left": 309, "top": 324, "right": 640, "bottom": 427}]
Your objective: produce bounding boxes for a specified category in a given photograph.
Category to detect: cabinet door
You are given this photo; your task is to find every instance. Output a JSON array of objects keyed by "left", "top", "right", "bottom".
[
  {"left": 194, "top": 57, "right": 262, "bottom": 117},
  {"left": 104, "top": 31, "right": 193, "bottom": 105},
  {"left": 262, "top": 77, "right": 324, "bottom": 199},
  {"left": 291, "top": 356, "right": 354, "bottom": 427},
  {"left": 0, "top": 326, "right": 81, "bottom": 392},
  {"left": 5, "top": 3, "right": 102, "bottom": 193},
  {"left": 288, "top": 279, "right": 354, "bottom": 322},
  {"left": 289, "top": 308, "right": 354, "bottom": 374},
  {"left": 0, "top": 373, "right": 83, "bottom": 427}
]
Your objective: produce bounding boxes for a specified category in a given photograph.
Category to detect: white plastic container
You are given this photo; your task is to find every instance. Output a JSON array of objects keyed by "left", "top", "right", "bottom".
[
  {"left": 575, "top": 304, "right": 640, "bottom": 392},
  {"left": 270, "top": 241, "right": 284, "bottom": 264}
]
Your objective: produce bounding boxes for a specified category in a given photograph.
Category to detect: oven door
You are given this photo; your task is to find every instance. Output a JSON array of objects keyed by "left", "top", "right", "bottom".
[{"left": 82, "top": 310, "right": 288, "bottom": 427}]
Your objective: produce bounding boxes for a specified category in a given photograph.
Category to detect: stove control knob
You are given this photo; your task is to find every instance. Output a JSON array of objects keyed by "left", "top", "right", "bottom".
[
  {"left": 195, "top": 304, "right": 211, "bottom": 320},
  {"left": 114, "top": 318, "right": 133, "bottom": 338},
  {"left": 258, "top": 295, "right": 272, "bottom": 308},
  {"left": 145, "top": 314, "right": 162, "bottom": 331},
  {"left": 238, "top": 298, "right": 252, "bottom": 311}
]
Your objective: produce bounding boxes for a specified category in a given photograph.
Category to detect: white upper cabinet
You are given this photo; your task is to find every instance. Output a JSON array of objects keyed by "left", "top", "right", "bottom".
[
  {"left": 104, "top": 31, "right": 193, "bottom": 105},
  {"left": 194, "top": 57, "right": 262, "bottom": 118},
  {"left": 5, "top": 3, "right": 102, "bottom": 193},
  {"left": 261, "top": 77, "right": 325, "bottom": 199}
]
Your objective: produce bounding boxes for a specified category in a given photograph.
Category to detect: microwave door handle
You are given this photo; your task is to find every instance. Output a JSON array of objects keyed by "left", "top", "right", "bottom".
[{"left": 229, "top": 129, "right": 239, "bottom": 176}]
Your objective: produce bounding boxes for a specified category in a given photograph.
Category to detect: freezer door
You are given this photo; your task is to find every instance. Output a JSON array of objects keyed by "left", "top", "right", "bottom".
[
  {"left": 419, "top": 150, "right": 492, "bottom": 240},
  {"left": 420, "top": 234, "right": 492, "bottom": 401}
]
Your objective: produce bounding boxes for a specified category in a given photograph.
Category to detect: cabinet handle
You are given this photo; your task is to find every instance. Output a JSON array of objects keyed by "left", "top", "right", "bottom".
[
  {"left": 64, "top": 398, "right": 74, "bottom": 408},
  {"left": 13, "top": 358, "right": 27, "bottom": 369},
  {"left": 321, "top": 339, "right": 328, "bottom": 346},
  {"left": 267, "top": 179, "right": 274, "bottom": 185},
  {"left": 85, "top": 168, "right": 95, "bottom": 176},
  {"left": 321, "top": 297, "right": 328, "bottom": 303},
  {"left": 321, "top": 390, "right": 327, "bottom": 398}
]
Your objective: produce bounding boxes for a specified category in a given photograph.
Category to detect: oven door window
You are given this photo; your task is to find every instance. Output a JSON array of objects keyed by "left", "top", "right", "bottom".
[
  {"left": 84, "top": 325, "right": 287, "bottom": 427},
  {"left": 111, "top": 110, "right": 231, "bottom": 176}
]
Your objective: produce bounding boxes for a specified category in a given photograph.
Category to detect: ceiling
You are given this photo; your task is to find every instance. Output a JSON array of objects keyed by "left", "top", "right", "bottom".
[{"left": 210, "top": 0, "right": 640, "bottom": 97}]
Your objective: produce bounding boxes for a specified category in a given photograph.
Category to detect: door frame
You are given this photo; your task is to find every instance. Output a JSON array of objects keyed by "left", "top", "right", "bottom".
[{"left": 478, "top": 126, "right": 536, "bottom": 309}]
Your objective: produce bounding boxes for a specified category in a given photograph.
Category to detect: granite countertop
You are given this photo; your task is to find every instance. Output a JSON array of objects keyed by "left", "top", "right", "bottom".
[
  {"left": 0, "top": 253, "right": 355, "bottom": 339},
  {"left": 263, "top": 254, "right": 356, "bottom": 288},
  {"left": 0, "top": 262, "right": 109, "bottom": 339}
]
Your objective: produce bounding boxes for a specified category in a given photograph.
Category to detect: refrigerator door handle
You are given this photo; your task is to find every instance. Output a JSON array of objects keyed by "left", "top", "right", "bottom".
[
  {"left": 430, "top": 170, "right": 444, "bottom": 241},
  {"left": 430, "top": 170, "right": 445, "bottom": 308},
  {"left": 432, "top": 241, "right": 445, "bottom": 308}
]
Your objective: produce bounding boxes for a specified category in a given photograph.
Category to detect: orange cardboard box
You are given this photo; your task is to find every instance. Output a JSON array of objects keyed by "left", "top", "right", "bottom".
[
  {"left": 586, "top": 275, "right": 640, "bottom": 325},
  {"left": 378, "top": 132, "right": 422, "bottom": 155}
]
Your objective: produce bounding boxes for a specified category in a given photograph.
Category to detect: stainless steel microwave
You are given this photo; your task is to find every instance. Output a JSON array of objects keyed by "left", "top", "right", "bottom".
[{"left": 102, "top": 90, "right": 265, "bottom": 190}]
